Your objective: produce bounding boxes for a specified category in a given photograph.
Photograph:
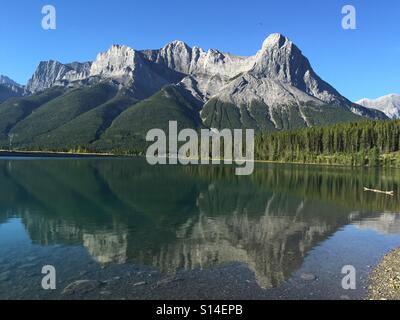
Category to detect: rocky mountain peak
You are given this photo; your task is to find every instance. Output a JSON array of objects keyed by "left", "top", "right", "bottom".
[
  {"left": 244, "top": 34, "right": 355, "bottom": 109},
  {"left": 253, "top": 34, "right": 309, "bottom": 82},
  {"left": 166, "top": 40, "right": 189, "bottom": 48},
  {"left": 0, "top": 75, "right": 21, "bottom": 87},
  {"left": 90, "top": 45, "right": 138, "bottom": 79},
  {"left": 26, "top": 60, "right": 92, "bottom": 93},
  {"left": 357, "top": 94, "right": 400, "bottom": 119},
  {"left": 156, "top": 40, "right": 193, "bottom": 74},
  {"left": 0, "top": 75, "right": 24, "bottom": 102},
  {"left": 26, "top": 60, "right": 69, "bottom": 93},
  {"left": 261, "top": 33, "right": 289, "bottom": 51}
]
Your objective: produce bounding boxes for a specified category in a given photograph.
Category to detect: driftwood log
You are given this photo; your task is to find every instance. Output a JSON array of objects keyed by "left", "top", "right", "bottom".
[{"left": 364, "top": 187, "right": 394, "bottom": 196}]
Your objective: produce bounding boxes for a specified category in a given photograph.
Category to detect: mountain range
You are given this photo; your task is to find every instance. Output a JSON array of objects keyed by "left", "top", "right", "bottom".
[
  {"left": 0, "top": 75, "right": 24, "bottom": 103},
  {"left": 0, "top": 33, "right": 388, "bottom": 152},
  {"left": 357, "top": 94, "right": 400, "bottom": 119}
]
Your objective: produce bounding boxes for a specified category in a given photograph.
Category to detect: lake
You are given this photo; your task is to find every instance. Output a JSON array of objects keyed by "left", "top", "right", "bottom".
[{"left": 0, "top": 157, "right": 400, "bottom": 300}]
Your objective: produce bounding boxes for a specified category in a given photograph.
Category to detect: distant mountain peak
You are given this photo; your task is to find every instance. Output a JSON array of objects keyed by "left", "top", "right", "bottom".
[
  {"left": 165, "top": 40, "right": 190, "bottom": 48},
  {"left": 0, "top": 74, "right": 21, "bottom": 87},
  {"left": 0, "top": 75, "right": 24, "bottom": 102},
  {"left": 357, "top": 94, "right": 400, "bottom": 119}
]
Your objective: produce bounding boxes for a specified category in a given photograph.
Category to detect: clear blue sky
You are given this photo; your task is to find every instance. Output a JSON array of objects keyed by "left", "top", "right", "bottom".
[{"left": 0, "top": 0, "right": 399, "bottom": 101}]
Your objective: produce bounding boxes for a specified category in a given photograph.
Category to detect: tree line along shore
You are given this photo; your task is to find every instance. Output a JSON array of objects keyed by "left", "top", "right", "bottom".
[
  {"left": 255, "top": 119, "right": 400, "bottom": 168},
  {"left": 1, "top": 119, "right": 400, "bottom": 168}
]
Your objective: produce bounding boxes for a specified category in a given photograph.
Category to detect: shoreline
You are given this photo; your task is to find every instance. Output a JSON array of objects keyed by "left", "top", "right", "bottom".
[
  {"left": 0, "top": 150, "right": 114, "bottom": 158},
  {"left": 1, "top": 150, "right": 399, "bottom": 170},
  {"left": 368, "top": 248, "right": 400, "bottom": 300}
]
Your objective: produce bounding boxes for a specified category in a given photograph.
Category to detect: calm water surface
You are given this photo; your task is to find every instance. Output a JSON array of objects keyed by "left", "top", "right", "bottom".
[{"left": 0, "top": 157, "right": 400, "bottom": 299}]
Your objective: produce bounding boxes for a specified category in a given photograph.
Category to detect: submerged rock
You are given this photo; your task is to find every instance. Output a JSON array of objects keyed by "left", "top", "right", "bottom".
[
  {"left": 62, "top": 280, "right": 101, "bottom": 295},
  {"left": 300, "top": 273, "right": 317, "bottom": 281},
  {"left": 133, "top": 281, "right": 147, "bottom": 287}
]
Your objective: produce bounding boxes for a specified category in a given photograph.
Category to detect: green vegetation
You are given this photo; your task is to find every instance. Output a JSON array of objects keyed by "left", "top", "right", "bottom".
[
  {"left": 0, "top": 85, "right": 21, "bottom": 103},
  {"left": 255, "top": 120, "right": 400, "bottom": 167},
  {"left": 202, "top": 98, "right": 363, "bottom": 131},
  {"left": 94, "top": 85, "right": 203, "bottom": 153},
  {"left": 0, "top": 87, "right": 66, "bottom": 142},
  {"left": 31, "top": 88, "right": 138, "bottom": 149},
  {"left": 0, "top": 82, "right": 398, "bottom": 170},
  {"left": 9, "top": 83, "right": 118, "bottom": 146},
  {"left": 300, "top": 102, "right": 364, "bottom": 125}
]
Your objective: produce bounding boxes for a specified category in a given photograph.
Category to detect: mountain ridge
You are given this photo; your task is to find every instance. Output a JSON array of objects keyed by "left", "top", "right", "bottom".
[
  {"left": 0, "top": 75, "right": 24, "bottom": 103},
  {"left": 20, "top": 34, "right": 385, "bottom": 121},
  {"left": 357, "top": 94, "right": 400, "bottom": 119},
  {"left": 0, "top": 33, "right": 389, "bottom": 152}
]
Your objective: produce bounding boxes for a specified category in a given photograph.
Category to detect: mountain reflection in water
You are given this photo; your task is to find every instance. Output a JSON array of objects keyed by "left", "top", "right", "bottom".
[{"left": 0, "top": 158, "right": 400, "bottom": 289}]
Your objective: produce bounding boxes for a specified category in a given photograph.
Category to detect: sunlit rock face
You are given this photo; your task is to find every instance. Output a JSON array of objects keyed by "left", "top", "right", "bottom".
[
  {"left": 90, "top": 45, "right": 138, "bottom": 79},
  {"left": 151, "top": 40, "right": 255, "bottom": 78},
  {"left": 26, "top": 61, "right": 91, "bottom": 93}
]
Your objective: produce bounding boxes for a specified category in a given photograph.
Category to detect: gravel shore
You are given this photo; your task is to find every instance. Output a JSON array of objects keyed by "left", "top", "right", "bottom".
[{"left": 368, "top": 248, "right": 400, "bottom": 300}]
